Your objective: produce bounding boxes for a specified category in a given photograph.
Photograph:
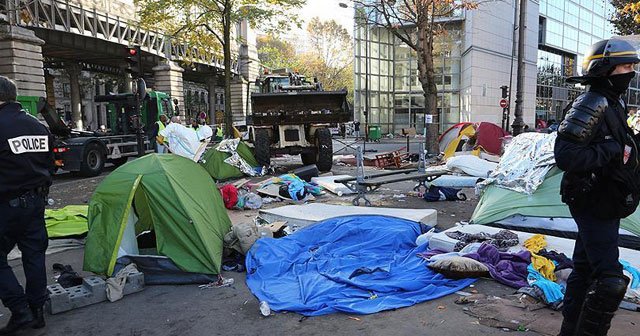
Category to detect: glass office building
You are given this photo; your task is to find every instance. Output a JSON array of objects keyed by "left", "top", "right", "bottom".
[
  {"left": 536, "top": 0, "right": 618, "bottom": 122},
  {"left": 354, "top": 0, "right": 633, "bottom": 134},
  {"left": 353, "top": 12, "right": 463, "bottom": 134}
]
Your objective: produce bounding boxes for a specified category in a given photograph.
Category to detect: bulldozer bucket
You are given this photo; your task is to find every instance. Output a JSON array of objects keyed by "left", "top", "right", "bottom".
[{"left": 250, "top": 91, "right": 351, "bottom": 126}]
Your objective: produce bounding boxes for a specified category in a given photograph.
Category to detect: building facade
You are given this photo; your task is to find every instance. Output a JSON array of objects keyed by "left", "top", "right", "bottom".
[{"left": 354, "top": 0, "right": 625, "bottom": 135}]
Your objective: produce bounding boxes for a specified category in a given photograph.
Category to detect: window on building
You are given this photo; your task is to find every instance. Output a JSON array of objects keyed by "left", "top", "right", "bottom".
[
  {"left": 63, "top": 83, "right": 71, "bottom": 98},
  {"left": 539, "top": 16, "right": 546, "bottom": 44}
]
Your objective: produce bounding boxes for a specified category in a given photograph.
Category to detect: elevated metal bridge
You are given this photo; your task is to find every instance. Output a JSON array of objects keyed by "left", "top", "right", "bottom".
[{"left": 0, "top": 0, "right": 235, "bottom": 74}]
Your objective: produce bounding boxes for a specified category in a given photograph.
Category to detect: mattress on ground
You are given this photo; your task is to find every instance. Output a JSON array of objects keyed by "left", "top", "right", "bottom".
[
  {"left": 258, "top": 204, "right": 437, "bottom": 229},
  {"left": 493, "top": 215, "right": 640, "bottom": 250}
]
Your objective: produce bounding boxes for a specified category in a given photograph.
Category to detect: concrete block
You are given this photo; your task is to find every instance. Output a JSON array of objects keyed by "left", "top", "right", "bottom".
[
  {"left": 122, "top": 271, "right": 145, "bottom": 296},
  {"left": 46, "top": 273, "right": 145, "bottom": 314}
]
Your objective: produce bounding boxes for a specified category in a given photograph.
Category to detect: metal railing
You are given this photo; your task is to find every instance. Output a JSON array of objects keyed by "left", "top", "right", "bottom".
[{"left": 1, "top": 0, "right": 234, "bottom": 71}]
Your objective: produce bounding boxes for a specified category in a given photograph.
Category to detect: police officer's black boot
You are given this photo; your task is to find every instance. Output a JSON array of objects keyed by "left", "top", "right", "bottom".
[
  {"left": 0, "top": 306, "right": 34, "bottom": 335},
  {"left": 574, "top": 276, "right": 629, "bottom": 336},
  {"left": 558, "top": 320, "right": 576, "bottom": 336},
  {"left": 29, "top": 304, "right": 45, "bottom": 329}
]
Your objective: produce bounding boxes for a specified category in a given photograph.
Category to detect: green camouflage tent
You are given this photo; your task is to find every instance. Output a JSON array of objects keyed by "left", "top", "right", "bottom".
[
  {"left": 200, "top": 141, "right": 259, "bottom": 180},
  {"left": 471, "top": 167, "right": 640, "bottom": 248},
  {"left": 84, "top": 154, "right": 231, "bottom": 277}
]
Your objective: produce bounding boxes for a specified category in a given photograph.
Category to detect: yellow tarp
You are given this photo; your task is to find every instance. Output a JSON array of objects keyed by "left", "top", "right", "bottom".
[{"left": 45, "top": 205, "right": 89, "bottom": 238}]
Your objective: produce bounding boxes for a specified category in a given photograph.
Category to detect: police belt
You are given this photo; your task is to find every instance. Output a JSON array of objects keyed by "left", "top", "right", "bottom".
[{"left": 0, "top": 186, "right": 49, "bottom": 204}]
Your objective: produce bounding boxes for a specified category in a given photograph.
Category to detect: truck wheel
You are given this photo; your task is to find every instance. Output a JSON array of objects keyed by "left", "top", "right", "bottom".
[
  {"left": 301, "top": 151, "right": 317, "bottom": 165},
  {"left": 315, "top": 128, "right": 333, "bottom": 172},
  {"left": 254, "top": 128, "right": 271, "bottom": 168},
  {"left": 79, "top": 143, "right": 105, "bottom": 177}
]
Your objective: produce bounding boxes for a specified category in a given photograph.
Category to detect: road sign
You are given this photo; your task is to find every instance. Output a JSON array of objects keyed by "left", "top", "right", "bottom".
[{"left": 499, "top": 99, "right": 509, "bottom": 108}]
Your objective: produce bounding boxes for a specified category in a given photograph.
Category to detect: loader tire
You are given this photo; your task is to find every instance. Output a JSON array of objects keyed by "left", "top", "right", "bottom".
[
  {"left": 315, "top": 128, "right": 333, "bottom": 172},
  {"left": 254, "top": 128, "right": 271, "bottom": 168}
]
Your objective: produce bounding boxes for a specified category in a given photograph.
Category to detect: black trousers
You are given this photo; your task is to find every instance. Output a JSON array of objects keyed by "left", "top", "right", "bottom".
[
  {"left": 562, "top": 208, "right": 624, "bottom": 328},
  {"left": 0, "top": 192, "right": 48, "bottom": 312}
]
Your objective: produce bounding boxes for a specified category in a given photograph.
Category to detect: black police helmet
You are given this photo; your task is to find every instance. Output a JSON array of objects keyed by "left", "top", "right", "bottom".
[{"left": 567, "top": 38, "right": 640, "bottom": 83}]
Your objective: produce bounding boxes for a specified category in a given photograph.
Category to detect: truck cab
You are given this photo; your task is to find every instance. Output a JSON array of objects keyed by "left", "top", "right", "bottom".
[{"left": 17, "top": 91, "right": 175, "bottom": 177}]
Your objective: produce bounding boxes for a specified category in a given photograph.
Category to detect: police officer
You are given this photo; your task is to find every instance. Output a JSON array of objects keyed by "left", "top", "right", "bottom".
[
  {"left": 0, "top": 76, "right": 54, "bottom": 334},
  {"left": 555, "top": 38, "right": 640, "bottom": 336}
]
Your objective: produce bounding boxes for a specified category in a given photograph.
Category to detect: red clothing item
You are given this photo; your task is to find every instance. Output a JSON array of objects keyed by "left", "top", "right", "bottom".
[{"left": 219, "top": 184, "right": 238, "bottom": 209}]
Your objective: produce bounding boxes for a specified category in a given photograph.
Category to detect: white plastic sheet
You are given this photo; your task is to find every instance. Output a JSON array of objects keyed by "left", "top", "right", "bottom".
[{"left": 159, "top": 123, "right": 201, "bottom": 160}]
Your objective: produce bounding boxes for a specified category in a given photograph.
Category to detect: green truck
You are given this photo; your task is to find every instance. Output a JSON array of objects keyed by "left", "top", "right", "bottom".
[{"left": 17, "top": 91, "right": 176, "bottom": 176}]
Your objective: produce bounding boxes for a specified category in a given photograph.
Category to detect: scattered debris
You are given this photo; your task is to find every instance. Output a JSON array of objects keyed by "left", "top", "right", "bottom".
[
  {"left": 311, "top": 175, "right": 356, "bottom": 196},
  {"left": 198, "top": 277, "right": 234, "bottom": 289},
  {"left": 259, "top": 301, "right": 271, "bottom": 317},
  {"left": 455, "top": 294, "right": 486, "bottom": 305},
  {"left": 348, "top": 316, "right": 361, "bottom": 321}
]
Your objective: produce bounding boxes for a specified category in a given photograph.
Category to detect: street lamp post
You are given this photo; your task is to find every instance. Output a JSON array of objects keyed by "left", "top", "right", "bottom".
[{"left": 340, "top": 2, "right": 372, "bottom": 152}]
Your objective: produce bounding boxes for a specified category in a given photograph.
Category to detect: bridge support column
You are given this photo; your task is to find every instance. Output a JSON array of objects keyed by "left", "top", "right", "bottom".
[
  {"left": 66, "top": 63, "right": 83, "bottom": 130},
  {"left": 0, "top": 25, "right": 45, "bottom": 97},
  {"left": 153, "top": 61, "right": 184, "bottom": 118},
  {"left": 230, "top": 76, "right": 249, "bottom": 126},
  {"left": 123, "top": 72, "right": 133, "bottom": 93},
  {"left": 207, "top": 76, "right": 218, "bottom": 123}
]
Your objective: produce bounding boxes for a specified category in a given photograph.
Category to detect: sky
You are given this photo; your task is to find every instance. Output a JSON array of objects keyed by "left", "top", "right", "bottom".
[
  {"left": 298, "top": 0, "right": 354, "bottom": 34},
  {"left": 280, "top": 0, "right": 355, "bottom": 50}
]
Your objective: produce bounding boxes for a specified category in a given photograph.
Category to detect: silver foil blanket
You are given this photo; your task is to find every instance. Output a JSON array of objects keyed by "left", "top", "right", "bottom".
[
  {"left": 217, "top": 139, "right": 258, "bottom": 177},
  {"left": 477, "top": 132, "right": 557, "bottom": 194}
]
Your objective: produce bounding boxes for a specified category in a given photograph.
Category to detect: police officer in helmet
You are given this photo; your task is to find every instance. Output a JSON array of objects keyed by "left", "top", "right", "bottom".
[
  {"left": 0, "top": 76, "right": 53, "bottom": 334},
  {"left": 555, "top": 38, "right": 640, "bottom": 335}
]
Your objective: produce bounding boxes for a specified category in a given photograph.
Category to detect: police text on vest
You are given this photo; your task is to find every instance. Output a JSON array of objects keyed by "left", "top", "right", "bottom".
[{"left": 8, "top": 136, "right": 49, "bottom": 154}]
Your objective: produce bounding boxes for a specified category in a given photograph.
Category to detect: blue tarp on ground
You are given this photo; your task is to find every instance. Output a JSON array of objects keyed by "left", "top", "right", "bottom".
[{"left": 246, "top": 215, "right": 476, "bottom": 316}]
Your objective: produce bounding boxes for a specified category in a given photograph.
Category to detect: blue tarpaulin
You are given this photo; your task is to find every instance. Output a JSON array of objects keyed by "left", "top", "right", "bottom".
[{"left": 246, "top": 215, "right": 476, "bottom": 316}]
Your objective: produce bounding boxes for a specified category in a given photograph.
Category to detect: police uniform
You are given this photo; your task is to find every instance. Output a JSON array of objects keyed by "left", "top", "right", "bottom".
[
  {"left": 555, "top": 38, "right": 640, "bottom": 336},
  {"left": 0, "top": 101, "right": 54, "bottom": 333}
]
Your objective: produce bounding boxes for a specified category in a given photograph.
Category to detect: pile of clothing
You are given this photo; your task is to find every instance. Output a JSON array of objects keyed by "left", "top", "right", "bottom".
[
  {"left": 258, "top": 174, "right": 323, "bottom": 201},
  {"left": 218, "top": 184, "right": 263, "bottom": 210},
  {"left": 421, "top": 233, "right": 640, "bottom": 310}
]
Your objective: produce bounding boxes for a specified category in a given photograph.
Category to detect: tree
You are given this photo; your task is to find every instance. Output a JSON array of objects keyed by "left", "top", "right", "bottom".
[
  {"left": 135, "top": 0, "right": 305, "bottom": 136},
  {"left": 611, "top": 0, "right": 640, "bottom": 35},
  {"left": 299, "top": 18, "right": 354, "bottom": 93},
  {"left": 255, "top": 24, "right": 353, "bottom": 99},
  {"left": 353, "top": 0, "right": 477, "bottom": 153},
  {"left": 256, "top": 34, "right": 299, "bottom": 70}
]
